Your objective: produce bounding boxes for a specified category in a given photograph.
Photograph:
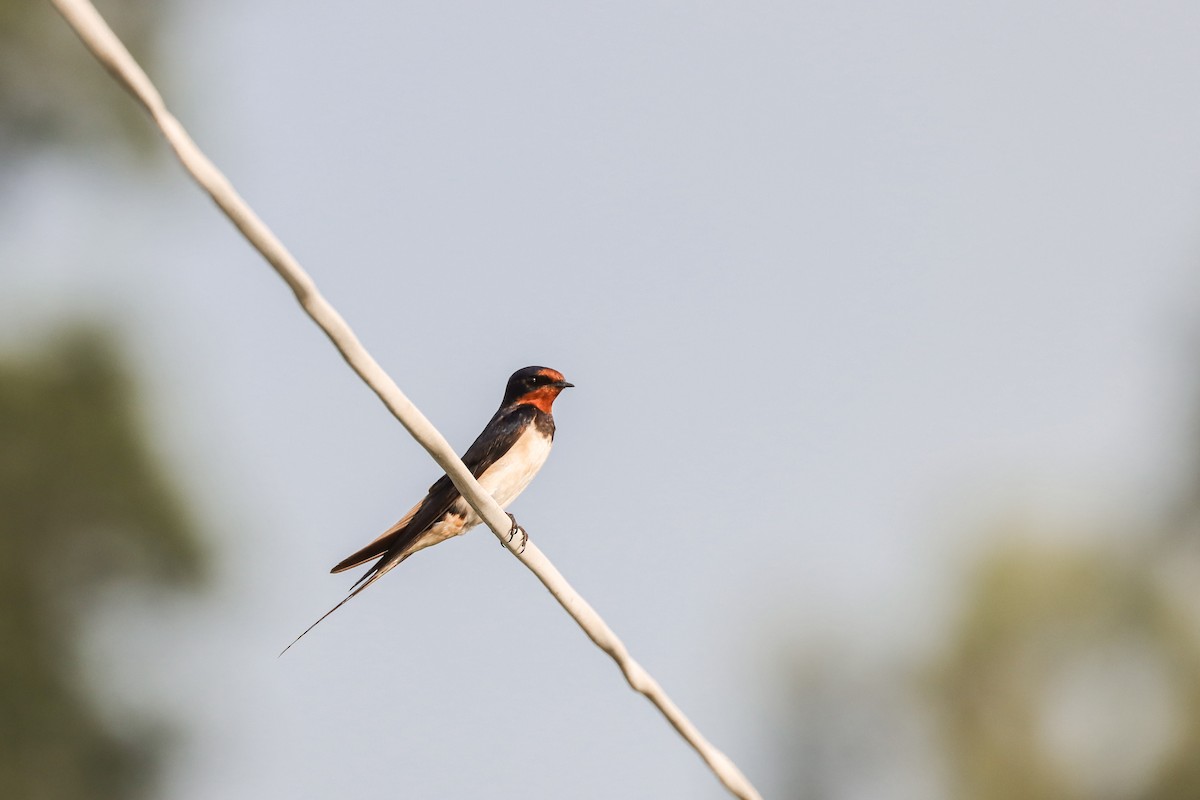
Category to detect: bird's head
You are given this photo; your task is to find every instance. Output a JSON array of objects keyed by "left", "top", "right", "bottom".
[{"left": 504, "top": 366, "right": 574, "bottom": 412}]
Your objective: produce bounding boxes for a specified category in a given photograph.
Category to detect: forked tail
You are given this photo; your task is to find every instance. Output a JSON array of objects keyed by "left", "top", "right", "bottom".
[{"left": 278, "top": 552, "right": 409, "bottom": 656}]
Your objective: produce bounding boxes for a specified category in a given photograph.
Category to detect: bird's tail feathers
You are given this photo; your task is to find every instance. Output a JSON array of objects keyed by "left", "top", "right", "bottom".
[
  {"left": 331, "top": 529, "right": 405, "bottom": 574},
  {"left": 279, "top": 551, "right": 411, "bottom": 657},
  {"left": 331, "top": 503, "right": 424, "bottom": 574}
]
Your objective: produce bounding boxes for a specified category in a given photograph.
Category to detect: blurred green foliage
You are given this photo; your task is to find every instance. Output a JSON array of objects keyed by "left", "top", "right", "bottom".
[
  {"left": 1, "top": 6, "right": 203, "bottom": 798},
  {"left": 0, "top": 0, "right": 162, "bottom": 156},
  {"left": 0, "top": 329, "right": 205, "bottom": 800},
  {"left": 779, "top": 530, "right": 1200, "bottom": 800},
  {"left": 929, "top": 541, "right": 1200, "bottom": 800}
]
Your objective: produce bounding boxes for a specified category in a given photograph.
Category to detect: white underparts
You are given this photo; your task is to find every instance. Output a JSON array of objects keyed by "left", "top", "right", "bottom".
[{"left": 406, "top": 427, "right": 553, "bottom": 555}]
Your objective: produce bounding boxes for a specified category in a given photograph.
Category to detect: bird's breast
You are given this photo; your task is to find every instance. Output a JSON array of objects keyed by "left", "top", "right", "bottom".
[{"left": 475, "top": 426, "right": 554, "bottom": 510}]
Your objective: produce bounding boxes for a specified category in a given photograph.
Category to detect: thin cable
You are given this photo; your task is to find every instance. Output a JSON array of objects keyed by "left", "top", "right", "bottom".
[{"left": 48, "top": 2, "right": 763, "bottom": 798}]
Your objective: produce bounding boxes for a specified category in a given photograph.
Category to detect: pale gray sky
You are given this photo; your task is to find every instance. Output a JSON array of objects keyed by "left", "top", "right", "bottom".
[{"left": 4, "top": 2, "right": 1200, "bottom": 798}]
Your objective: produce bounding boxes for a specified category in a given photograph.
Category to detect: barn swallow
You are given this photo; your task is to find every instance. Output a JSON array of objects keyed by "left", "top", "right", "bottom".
[{"left": 282, "top": 366, "right": 573, "bottom": 653}]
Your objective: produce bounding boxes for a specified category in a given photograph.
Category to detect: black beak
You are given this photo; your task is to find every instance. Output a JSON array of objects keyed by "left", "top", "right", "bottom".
[{"left": 555, "top": 380, "right": 575, "bottom": 389}]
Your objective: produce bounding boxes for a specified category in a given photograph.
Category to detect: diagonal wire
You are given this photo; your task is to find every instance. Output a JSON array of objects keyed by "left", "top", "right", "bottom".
[{"left": 48, "top": 2, "right": 764, "bottom": 798}]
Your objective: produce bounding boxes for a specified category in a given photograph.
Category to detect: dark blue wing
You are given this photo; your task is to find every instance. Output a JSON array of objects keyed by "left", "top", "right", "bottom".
[{"left": 329, "top": 404, "right": 540, "bottom": 573}]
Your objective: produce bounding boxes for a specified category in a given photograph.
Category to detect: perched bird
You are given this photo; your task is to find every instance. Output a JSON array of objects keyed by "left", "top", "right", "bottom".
[{"left": 282, "top": 366, "right": 573, "bottom": 653}]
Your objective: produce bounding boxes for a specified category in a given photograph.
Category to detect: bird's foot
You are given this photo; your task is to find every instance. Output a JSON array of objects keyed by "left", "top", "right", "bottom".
[{"left": 505, "top": 513, "right": 528, "bottom": 555}]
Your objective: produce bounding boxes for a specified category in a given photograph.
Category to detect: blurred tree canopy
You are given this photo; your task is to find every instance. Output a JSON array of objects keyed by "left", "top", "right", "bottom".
[
  {"left": 778, "top": 455, "right": 1200, "bottom": 798},
  {"left": 0, "top": 329, "right": 206, "bottom": 800},
  {"left": 778, "top": 523, "right": 1200, "bottom": 800},
  {"left": 1, "top": 5, "right": 205, "bottom": 799},
  {"left": 0, "top": 0, "right": 163, "bottom": 157},
  {"left": 928, "top": 540, "right": 1200, "bottom": 800}
]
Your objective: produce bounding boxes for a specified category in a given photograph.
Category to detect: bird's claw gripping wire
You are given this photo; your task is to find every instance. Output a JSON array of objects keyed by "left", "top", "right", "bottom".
[{"left": 505, "top": 513, "right": 528, "bottom": 555}]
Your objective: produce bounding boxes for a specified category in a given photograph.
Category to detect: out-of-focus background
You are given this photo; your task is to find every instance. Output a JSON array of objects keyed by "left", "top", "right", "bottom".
[{"left": 4, "top": 1, "right": 1200, "bottom": 798}]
